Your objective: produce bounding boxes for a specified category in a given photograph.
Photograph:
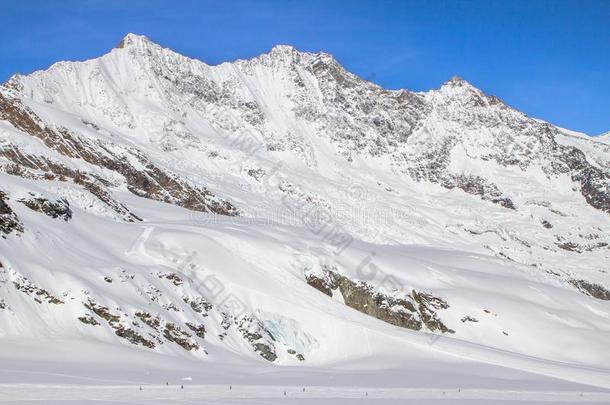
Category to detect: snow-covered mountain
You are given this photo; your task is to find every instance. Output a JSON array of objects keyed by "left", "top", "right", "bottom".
[
  {"left": 598, "top": 131, "right": 610, "bottom": 144},
  {"left": 1, "top": 34, "right": 609, "bottom": 401}
]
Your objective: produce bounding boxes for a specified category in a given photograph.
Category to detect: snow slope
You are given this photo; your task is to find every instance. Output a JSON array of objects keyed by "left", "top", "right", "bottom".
[
  {"left": 0, "top": 34, "right": 609, "bottom": 402},
  {"left": 597, "top": 131, "right": 610, "bottom": 144}
]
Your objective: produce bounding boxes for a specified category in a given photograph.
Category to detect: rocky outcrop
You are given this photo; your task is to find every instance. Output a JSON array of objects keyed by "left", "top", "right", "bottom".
[
  {"left": 0, "top": 92, "right": 238, "bottom": 216},
  {"left": 570, "top": 279, "right": 610, "bottom": 301},
  {"left": 157, "top": 272, "right": 183, "bottom": 286},
  {"left": 84, "top": 300, "right": 155, "bottom": 348},
  {"left": 81, "top": 294, "right": 297, "bottom": 360},
  {"left": 78, "top": 315, "right": 100, "bottom": 326},
  {"left": 306, "top": 268, "right": 454, "bottom": 334},
  {"left": 411, "top": 290, "right": 454, "bottom": 333},
  {"left": 0, "top": 191, "right": 23, "bottom": 238},
  {"left": 185, "top": 322, "right": 206, "bottom": 339},
  {"left": 78, "top": 179, "right": 142, "bottom": 222},
  {"left": 556, "top": 240, "right": 608, "bottom": 254},
  {"left": 405, "top": 139, "right": 515, "bottom": 209},
  {"left": 115, "top": 326, "right": 156, "bottom": 349},
  {"left": 86, "top": 301, "right": 198, "bottom": 351},
  {"left": 572, "top": 165, "right": 610, "bottom": 214},
  {"left": 287, "top": 349, "right": 305, "bottom": 361},
  {"left": 18, "top": 195, "right": 72, "bottom": 221},
  {"left": 163, "top": 323, "right": 199, "bottom": 351},
  {"left": 183, "top": 296, "right": 213, "bottom": 315},
  {"left": 13, "top": 275, "right": 63, "bottom": 305},
  {"left": 305, "top": 274, "right": 334, "bottom": 297},
  {"left": 443, "top": 174, "right": 515, "bottom": 210},
  {"left": 0, "top": 146, "right": 141, "bottom": 222},
  {"left": 135, "top": 311, "right": 161, "bottom": 330},
  {"left": 237, "top": 316, "right": 278, "bottom": 362}
]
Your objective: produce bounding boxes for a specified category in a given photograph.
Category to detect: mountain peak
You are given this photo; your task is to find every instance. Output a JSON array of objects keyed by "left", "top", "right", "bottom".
[
  {"left": 115, "top": 33, "right": 154, "bottom": 49},
  {"left": 442, "top": 75, "right": 474, "bottom": 89},
  {"left": 437, "top": 75, "right": 484, "bottom": 99},
  {"left": 267, "top": 44, "right": 303, "bottom": 63},
  {"left": 270, "top": 44, "right": 297, "bottom": 54}
]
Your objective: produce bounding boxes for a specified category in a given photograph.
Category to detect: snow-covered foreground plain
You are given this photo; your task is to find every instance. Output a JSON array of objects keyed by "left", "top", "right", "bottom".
[
  {"left": 1, "top": 338, "right": 610, "bottom": 404},
  {"left": 2, "top": 385, "right": 610, "bottom": 404},
  {"left": 1, "top": 34, "right": 610, "bottom": 403}
]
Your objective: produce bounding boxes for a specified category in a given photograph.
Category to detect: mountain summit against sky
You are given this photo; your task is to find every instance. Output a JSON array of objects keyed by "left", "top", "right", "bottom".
[
  {"left": 4, "top": 34, "right": 609, "bottom": 215},
  {"left": 1, "top": 33, "right": 610, "bottom": 402}
]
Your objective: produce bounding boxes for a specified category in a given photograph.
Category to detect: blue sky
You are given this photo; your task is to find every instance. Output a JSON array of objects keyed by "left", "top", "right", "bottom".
[{"left": 1, "top": 0, "right": 608, "bottom": 135}]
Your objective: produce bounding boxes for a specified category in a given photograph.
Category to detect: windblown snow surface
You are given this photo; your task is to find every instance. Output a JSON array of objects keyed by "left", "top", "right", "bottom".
[{"left": 0, "top": 34, "right": 609, "bottom": 404}]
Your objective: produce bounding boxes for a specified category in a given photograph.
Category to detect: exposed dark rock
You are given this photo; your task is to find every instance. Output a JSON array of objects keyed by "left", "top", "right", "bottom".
[
  {"left": 498, "top": 252, "right": 515, "bottom": 261},
  {"left": 542, "top": 220, "right": 553, "bottom": 229},
  {"left": 185, "top": 322, "right": 206, "bottom": 339},
  {"left": 554, "top": 238, "right": 605, "bottom": 254},
  {"left": 305, "top": 274, "right": 333, "bottom": 297},
  {"left": 183, "top": 296, "right": 213, "bottom": 315},
  {"left": 220, "top": 313, "right": 232, "bottom": 330},
  {"left": 13, "top": 277, "right": 63, "bottom": 304},
  {"left": 556, "top": 242, "right": 581, "bottom": 253},
  {"left": 135, "top": 311, "right": 161, "bottom": 330},
  {"left": 81, "top": 119, "right": 100, "bottom": 130},
  {"left": 287, "top": 348, "right": 305, "bottom": 361},
  {"left": 84, "top": 300, "right": 120, "bottom": 324},
  {"left": 115, "top": 326, "right": 156, "bottom": 348},
  {"left": 18, "top": 195, "right": 72, "bottom": 221},
  {"left": 84, "top": 300, "right": 155, "bottom": 348},
  {"left": 461, "top": 316, "right": 478, "bottom": 323},
  {"left": 565, "top": 150, "right": 610, "bottom": 214},
  {"left": 246, "top": 168, "right": 266, "bottom": 181},
  {"left": 412, "top": 291, "right": 454, "bottom": 333},
  {"left": 237, "top": 316, "right": 278, "bottom": 362},
  {"left": 443, "top": 174, "right": 515, "bottom": 210},
  {"left": 252, "top": 343, "right": 277, "bottom": 362},
  {"left": 405, "top": 138, "right": 515, "bottom": 209},
  {"left": 570, "top": 279, "right": 610, "bottom": 301},
  {"left": 306, "top": 268, "right": 454, "bottom": 334},
  {"left": 163, "top": 323, "right": 198, "bottom": 351},
  {"left": 78, "top": 315, "right": 100, "bottom": 326},
  {"left": 78, "top": 179, "right": 142, "bottom": 222},
  {"left": 157, "top": 272, "right": 183, "bottom": 286},
  {"left": 586, "top": 242, "right": 609, "bottom": 251},
  {"left": 0, "top": 191, "right": 23, "bottom": 238},
  {"left": 162, "top": 303, "right": 181, "bottom": 312},
  {"left": 332, "top": 273, "right": 423, "bottom": 331}
]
